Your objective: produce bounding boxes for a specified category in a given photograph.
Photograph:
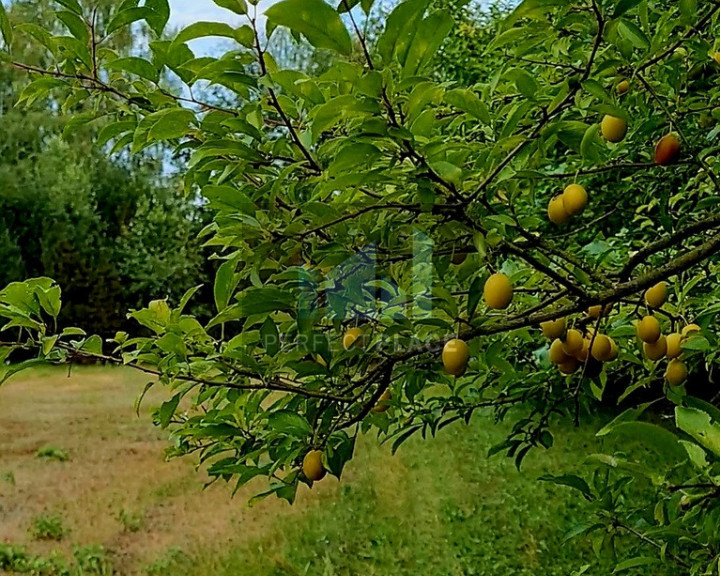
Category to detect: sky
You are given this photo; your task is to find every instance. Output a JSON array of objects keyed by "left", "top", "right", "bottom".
[
  {"left": 168, "top": 0, "right": 244, "bottom": 27},
  {"left": 168, "top": 0, "right": 274, "bottom": 27},
  {"left": 167, "top": 0, "right": 275, "bottom": 54}
]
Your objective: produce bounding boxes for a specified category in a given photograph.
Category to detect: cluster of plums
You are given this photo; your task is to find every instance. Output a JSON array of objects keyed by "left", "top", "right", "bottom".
[
  {"left": 544, "top": 315, "right": 618, "bottom": 376},
  {"left": 547, "top": 82, "right": 681, "bottom": 226},
  {"left": 634, "top": 282, "right": 699, "bottom": 386},
  {"left": 539, "top": 281, "right": 698, "bottom": 386}
]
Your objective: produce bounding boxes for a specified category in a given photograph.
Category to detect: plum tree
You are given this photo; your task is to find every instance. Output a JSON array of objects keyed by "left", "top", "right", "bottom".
[{"left": 0, "top": 0, "right": 720, "bottom": 574}]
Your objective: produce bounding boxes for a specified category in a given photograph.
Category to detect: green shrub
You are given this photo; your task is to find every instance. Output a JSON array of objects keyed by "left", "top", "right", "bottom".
[
  {"left": 36, "top": 446, "right": 70, "bottom": 462},
  {"left": 30, "top": 513, "right": 68, "bottom": 542}
]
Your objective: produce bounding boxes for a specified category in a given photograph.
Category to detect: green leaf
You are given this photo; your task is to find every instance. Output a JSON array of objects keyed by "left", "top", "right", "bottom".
[
  {"left": 617, "top": 18, "right": 649, "bottom": 50},
  {"left": 265, "top": 0, "right": 352, "bottom": 55},
  {"left": 106, "top": 7, "right": 155, "bottom": 35},
  {"left": 580, "top": 123, "right": 600, "bottom": 159},
  {"left": 57, "top": 10, "right": 88, "bottom": 43},
  {"left": 106, "top": 57, "right": 160, "bottom": 83},
  {"left": 174, "top": 21, "right": 239, "bottom": 45},
  {"left": 681, "top": 335, "right": 710, "bottom": 351},
  {"left": 311, "top": 94, "right": 379, "bottom": 140},
  {"left": 602, "top": 421, "right": 686, "bottom": 461},
  {"left": 325, "top": 431, "right": 356, "bottom": 477},
  {"left": 548, "top": 120, "right": 593, "bottom": 153},
  {"left": 679, "top": 440, "right": 709, "bottom": 470},
  {"left": 129, "top": 300, "right": 171, "bottom": 334},
  {"left": 328, "top": 143, "right": 382, "bottom": 175},
  {"left": 467, "top": 276, "right": 483, "bottom": 318},
  {"left": 17, "top": 77, "right": 67, "bottom": 107},
  {"left": 377, "top": 0, "right": 430, "bottom": 65},
  {"left": 337, "top": 0, "right": 360, "bottom": 12},
  {"left": 135, "top": 381, "right": 155, "bottom": 417},
  {"left": 55, "top": 0, "right": 83, "bottom": 14},
  {"left": 156, "top": 333, "right": 187, "bottom": 357},
  {"left": 563, "top": 522, "right": 604, "bottom": 543},
  {"left": 429, "top": 160, "right": 462, "bottom": 185},
  {"left": 208, "top": 287, "right": 294, "bottom": 327},
  {"left": 596, "top": 402, "right": 654, "bottom": 436},
  {"left": 42, "top": 335, "right": 58, "bottom": 356},
  {"left": 145, "top": 0, "right": 171, "bottom": 35},
  {"left": 360, "top": 0, "right": 375, "bottom": 14},
  {"left": 202, "top": 185, "right": 257, "bottom": 214},
  {"left": 214, "top": 260, "right": 240, "bottom": 313},
  {"left": 390, "top": 424, "right": 422, "bottom": 454},
  {"left": 486, "top": 27, "right": 526, "bottom": 52},
  {"left": 505, "top": 68, "right": 538, "bottom": 99},
  {"left": 582, "top": 79, "right": 611, "bottom": 102},
  {"left": 260, "top": 316, "right": 280, "bottom": 356},
  {"left": 35, "top": 283, "right": 62, "bottom": 317},
  {"left": 0, "top": 358, "right": 47, "bottom": 387},
  {"left": 212, "top": 0, "right": 248, "bottom": 14},
  {"left": 250, "top": 479, "right": 299, "bottom": 505},
  {"left": 56, "top": 36, "right": 92, "bottom": 69},
  {"left": 97, "top": 120, "right": 137, "bottom": 147},
  {"left": 402, "top": 11, "right": 453, "bottom": 77},
  {"left": 238, "top": 287, "right": 295, "bottom": 315},
  {"left": 178, "top": 285, "right": 202, "bottom": 315},
  {"left": 146, "top": 108, "right": 196, "bottom": 141},
  {"left": 63, "top": 112, "right": 96, "bottom": 138},
  {"left": 15, "top": 24, "right": 55, "bottom": 54},
  {"left": 538, "top": 474, "right": 593, "bottom": 499},
  {"left": 504, "top": 0, "right": 569, "bottom": 28},
  {"left": 445, "top": 89, "right": 491, "bottom": 123},
  {"left": 61, "top": 327, "right": 86, "bottom": 337},
  {"left": 267, "top": 410, "right": 312, "bottom": 438},
  {"left": 156, "top": 394, "right": 181, "bottom": 428},
  {"left": 80, "top": 334, "right": 104, "bottom": 356},
  {"left": 675, "top": 406, "right": 720, "bottom": 458},
  {"left": 612, "top": 0, "right": 643, "bottom": 18},
  {"left": 682, "top": 396, "right": 720, "bottom": 424},
  {"left": 678, "top": 0, "right": 697, "bottom": 21},
  {"left": 613, "top": 557, "right": 657, "bottom": 573}
]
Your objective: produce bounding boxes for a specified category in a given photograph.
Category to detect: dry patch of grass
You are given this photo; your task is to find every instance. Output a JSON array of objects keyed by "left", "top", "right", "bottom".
[
  {"left": 0, "top": 366, "right": 329, "bottom": 574},
  {"left": 0, "top": 366, "right": 614, "bottom": 576}
]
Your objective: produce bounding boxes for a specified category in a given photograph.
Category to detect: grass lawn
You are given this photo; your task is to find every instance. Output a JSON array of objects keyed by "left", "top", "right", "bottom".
[{"left": 0, "top": 366, "right": 614, "bottom": 575}]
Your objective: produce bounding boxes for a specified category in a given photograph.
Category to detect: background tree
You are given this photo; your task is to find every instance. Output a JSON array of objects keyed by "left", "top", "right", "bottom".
[
  {"left": 0, "top": 0, "right": 211, "bottom": 337},
  {"left": 1, "top": 0, "right": 720, "bottom": 574}
]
